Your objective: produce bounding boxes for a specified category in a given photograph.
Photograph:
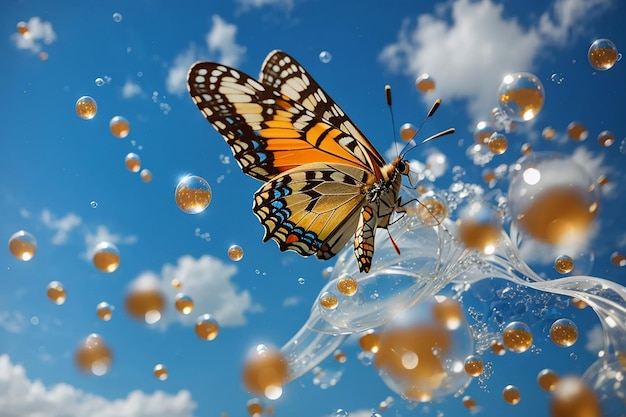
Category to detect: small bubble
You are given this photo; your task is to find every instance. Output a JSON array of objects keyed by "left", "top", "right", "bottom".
[
  {"left": 554, "top": 255, "right": 574, "bottom": 274},
  {"left": 498, "top": 72, "right": 544, "bottom": 122},
  {"left": 502, "top": 385, "right": 521, "bottom": 405},
  {"left": 92, "top": 242, "right": 120, "bottom": 273},
  {"left": 588, "top": 38, "right": 618, "bottom": 70},
  {"left": 75, "top": 333, "right": 113, "bottom": 376},
  {"left": 175, "top": 175, "right": 212, "bottom": 214},
  {"left": 96, "top": 301, "right": 114, "bottom": 321},
  {"left": 8, "top": 230, "right": 37, "bottom": 261},
  {"left": 320, "top": 292, "right": 339, "bottom": 310},
  {"left": 90, "top": 200, "right": 98, "bottom": 208},
  {"left": 319, "top": 51, "right": 332, "bottom": 64},
  {"left": 46, "top": 281, "right": 67, "bottom": 305},
  {"left": 488, "top": 133, "right": 508, "bottom": 155},
  {"left": 550, "top": 73, "right": 565, "bottom": 84},
  {"left": 95, "top": 77, "right": 105, "bottom": 87},
  {"left": 464, "top": 354, "right": 484, "bottom": 377},
  {"left": 503, "top": 321, "right": 533, "bottom": 353},
  {"left": 336, "top": 277, "right": 358, "bottom": 296},
  {"left": 542, "top": 126, "right": 556, "bottom": 140},
  {"left": 195, "top": 314, "right": 219, "bottom": 341},
  {"left": 140, "top": 169, "right": 152, "bottom": 183},
  {"left": 415, "top": 73, "right": 436, "bottom": 93},
  {"left": 227, "top": 244, "right": 244, "bottom": 261},
  {"left": 174, "top": 293, "right": 194, "bottom": 315},
  {"left": 153, "top": 363, "right": 168, "bottom": 380},
  {"left": 550, "top": 318, "right": 578, "bottom": 347},
  {"left": 75, "top": 96, "right": 97, "bottom": 120},
  {"left": 124, "top": 153, "right": 141, "bottom": 173},
  {"left": 610, "top": 252, "right": 626, "bottom": 267},
  {"left": 463, "top": 395, "right": 478, "bottom": 410},
  {"left": 597, "top": 130, "right": 615, "bottom": 147},
  {"left": 112, "top": 12, "right": 123, "bottom": 23},
  {"left": 109, "top": 116, "right": 130, "bottom": 138},
  {"left": 567, "top": 121, "right": 588, "bottom": 141},
  {"left": 399, "top": 123, "right": 418, "bottom": 141},
  {"left": 297, "top": 277, "right": 305, "bottom": 285},
  {"left": 537, "top": 369, "right": 560, "bottom": 391}
]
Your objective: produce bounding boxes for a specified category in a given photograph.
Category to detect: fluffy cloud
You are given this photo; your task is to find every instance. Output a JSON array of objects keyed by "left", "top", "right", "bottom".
[
  {"left": 379, "top": 0, "right": 612, "bottom": 120},
  {"left": 585, "top": 323, "right": 604, "bottom": 354},
  {"left": 83, "top": 225, "right": 138, "bottom": 260},
  {"left": 166, "top": 15, "right": 246, "bottom": 95},
  {"left": 11, "top": 16, "right": 56, "bottom": 53},
  {"left": 130, "top": 254, "right": 255, "bottom": 327},
  {"left": 122, "top": 81, "right": 142, "bottom": 99},
  {"left": 235, "top": 0, "right": 293, "bottom": 11},
  {"left": 40, "top": 209, "right": 82, "bottom": 245},
  {"left": 0, "top": 311, "right": 27, "bottom": 334},
  {"left": 0, "top": 354, "right": 197, "bottom": 417}
]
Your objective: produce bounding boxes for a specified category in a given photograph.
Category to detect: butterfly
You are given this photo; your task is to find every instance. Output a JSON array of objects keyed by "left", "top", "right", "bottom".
[{"left": 187, "top": 50, "right": 453, "bottom": 273}]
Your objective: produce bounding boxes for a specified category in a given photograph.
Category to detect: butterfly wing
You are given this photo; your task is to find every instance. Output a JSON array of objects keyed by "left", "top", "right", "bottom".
[{"left": 253, "top": 162, "right": 375, "bottom": 261}]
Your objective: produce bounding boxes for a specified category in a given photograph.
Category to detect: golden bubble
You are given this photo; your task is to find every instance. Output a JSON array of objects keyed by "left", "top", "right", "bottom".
[
  {"left": 550, "top": 377, "right": 601, "bottom": 417},
  {"left": 321, "top": 266, "right": 333, "bottom": 279},
  {"left": 610, "top": 252, "right": 626, "bottom": 267},
  {"left": 92, "top": 241, "right": 120, "bottom": 273},
  {"left": 463, "top": 395, "right": 478, "bottom": 410},
  {"left": 124, "top": 153, "right": 141, "bottom": 173},
  {"left": 498, "top": 72, "right": 544, "bottom": 122},
  {"left": 520, "top": 143, "right": 533, "bottom": 155},
  {"left": 567, "top": 121, "right": 588, "bottom": 141},
  {"left": 75, "top": 333, "right": 113, "bottom": 376},
  {"left": 597, "top": 130, "right": 615, "bottom": 147},
  {"left": 550, "top": 318, "right": 578, "bottom": 347},
  {"left": 474, "top": 121, "right": 495, "bottom": 144},
  {"left": 174, "top": 293, "right": 194, "bottom": 315},
  {"left": 502, "top": 384, "right": 521, "bottom": 405},
  {"left": 175, "top": 175, "right": 212, "bottom": 214},
  {"left": 415, "top": 73, "right": 435, "bottom": 93},
  {"left": 359, "top": 332, "right": 380, "bottom": 353},
  {"left": 537, "top": 368, "right": 560, "bottom": 392},
  {"left": 542, "top": 126, "right": 556, "bottom": 140},
  {"left": 456, "top": 202, "right": 501, "bottom": 254},
  {"left": 463, "top": 354, "right": 483, "bottom": 377},
  {"left": 399, "top": 123, "right": 417, "bottom": 141},
  {"left": 75, "top": 96, "right": 97, "bottom": 120},
  {"left": 153, "top": 363, "right": 169, "bottom": 380},
  {"left": 483, "top": 169, "right": 496, "bottom": 184},
  {"left": 588, "top": 38, "right": 618, "bottom": 71},
  {"left": 336, "top": 277, "right": 358, "bottom": 296},
  {"left": 96, "top": 301, "right": 114, "bottom": 321},
  {"left": 571, "top": 297, "right": 588, "bottom": 309},
  {"left": 490, "top": 340, "right": 506, "bottom": 356},
  {"left": 195, "top": 314, "right": 220, "bottom": 341},
  {"left": 488, "top": 133, "right": 508, "bottom": 155},
  {"left": 554, "top": 254, "right": 574, "bottom": 274},
  {"left": 39, "top": 51, "right": 48, "bottom": 61},
  {"left": 8, "top": 230, "right": 37, "bottom": 261},
  {"left": 246, "top": 398, "right": 263, "bottom": 416},
  {"left": 320, "top": 292, "right": 338, "bottom": 310},
  {"left": 228, "top": 244, "right": 244, "bottom": 261},
  {"left": 171, "top": 278, "right": 182, "bottom": 289},
  {"left": 334, "top": 350, "right": 347, "bottom": 363},
  {"left": 140, "top": 169, "right": 152, "bottom": 182},
  {"left": 503, "top": 321, "right": 533, "bottom": 353},
  {"left": 596, "top": 174, "right": 609, "bottom": 187},
  {"left": 17, "top": 21, "right": 29, "bottom": 35},
  {"left": 124, "top": 287, "right": 165, "bottom": 324},
  {"left": 242, "top": 345, "right": 288, "bottom": 398},
  {"left": 46, "top": 281, "right": 66, "bottom": 305},
  {"left": 432, "top": 297, "right": 464, "bottom": 330},
  {"left": 109, "top": 115, "right": 130, "bottom": 138},
  {"left": 412, "top": 193, "right": 447, "bottom": 226}
]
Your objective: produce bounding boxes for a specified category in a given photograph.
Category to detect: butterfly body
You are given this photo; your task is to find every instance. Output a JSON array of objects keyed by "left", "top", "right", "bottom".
[{"left": 188, "top": 51, "right": 417, "bottom": 273}]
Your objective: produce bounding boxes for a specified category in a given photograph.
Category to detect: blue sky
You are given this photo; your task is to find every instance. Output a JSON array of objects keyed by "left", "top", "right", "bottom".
[{"left": 1, "top": 0, "right": 626, "bottom": 416}]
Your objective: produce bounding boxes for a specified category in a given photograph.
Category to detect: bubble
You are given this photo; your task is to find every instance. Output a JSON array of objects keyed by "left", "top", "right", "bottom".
[
  {"left": 488, "top": 133, "right": 508, "bottom": 155},
  {"left": 140, "top": 169, "right": 152, "bottom": 182},
  {"left": 415, "top": 73, "right": 436, "bottom": 93},
  {"left": 567, "top": 121, "right": 588, "bottom": 141},
  {"left": 319, "top": 50, "right": 332, "bottom": 63},
  {"left": 322, "top": 266, "right": 333, "bottom": 278},
  {"left": 92, "top": 241, "right": 120, "bottom": 273},
  {"left": 195, "top": 314, "right": 220, "bottom": 341},
  {"left": 297, "top": 277, "right": 305, "bottom": 285},
  {"left": 473, "top": 121, "right": 495, "bottom": 144},
  {"left": 8, "top": 230, "right": 37, "bottom": 261},
  {"left": 432, "top": 297, "right": 464, "bottom": 331},
  {"left": 571, "top": 297, "right": 588, "bottom": 309},
  {"left": 456, "top": 201, "right": 501, "bottom": 254},
  {"left": 463, "top": 354, "right": 484, "bottom": 377},
  {"left": 596, "top": 175, "right": 609, "bottom": 187},
  {"left": 90, "top": 200, "right": 98, "bottom": 208},
  {"left": 174, "top": 293, "right": 194, "bottom": 315},
  {"left": 16, "top": 21, "right": 29, "bottom": 35},
  {"left": 597, "top": 130, "right": 615, "bottom": 147},
  {"left": 521, "top": 143, "right": 533, "bottom": 156},
  {"left": 399, "top": 123, "right": 418, "bottom": 141},
  {"left": 405, "top": 193, "right": 447, "bottom": 227},
  {"left": 95, "top": 77, "right": 105, "bottom": 87},
  {"left": 175, "top": 175, "right": 212, "bottom": 214},
  {"left": 75, "top": 96, "right": 97, "bottom": 120},
  {"left": 336, "top": 277, "right": 358, "bottom": 296},
  {"left": 502, "top": 321, "right": 533, "bottom": 353},
  {"left": 109, "top": 115, "right": 130, "bottom": 138},
  {"left": 550, "top": 377, "right": 601, "bottom": 417},
  {"left": 124, "top": 280, "right": 165, "bottom": 324},
  {"left": 542, "top": 126, "right": 557, "bottom": 140},
  {"left": 502, "top": 385, "right": 521, "bottom": 405},
  {"left": 466, "top": 143, "right": 494, "bottom": 166},
  {"left": 153, "top": 363, "right": 168, "bottom": 380},
  {"left": 320, "top": 292, "right": 339, "bottom": 310},
  {"left": 554, "top": 255, "right": 574, "bottom": 274},
  {"left": 242, "top": 344, "right": 288, "bottom": 398},
  {"left": 550, "top": 318, "right": 578, "bottom": 347},
  {"left": 334, "top": 409, "right": 348, "bottom": 417},
  {"left": 587, "top": 38, "right": 618, "bottom": 70},
  {"left": 334, "top": 350, "right": 347, "bottom": 363},
  {"left": 171, "top": 278, "right": 182, "bottom": 289},
  {"left": 359, "top": 332, "right": 380, "bottom": 353},
  {"left": 96, "top": 301, "right": 114, "bottom": 321},
  {"left": 228, "top": 244, "right": 244, "bottom": 261},
  {"left": 75, "top": 333, "right": 113, "bottom": 376},
  {"left": 39, "top": 51, "right": 48, "bottom": 61},
  {"left": 122, "top": 152, "right": 141, "bottom": 173},
  {"left": 550, "top": 73, "right": 565, "bottom": 84},
  {"left": 112, "top": 12, "right": 123, "bottom": 22},
  {"left": 247, "top": 398, "right": 264, "bottom": 415},
  {"left": 498, "top": 72, "right": 544, "bottom": 122},
  {"left": 508, "top": 152, "right": 599, "bottom": 245},
  {"left": 538, "top": 369, "right": 560, "bottom": 392},
  {"left": 610, "top": 252, "right": 626, "bottom": 267},
  {"left": 46, "top": 281, "right": 66, "bottom": 305},
  {"left": 463, "top": 395, "right": 478, "bottom": 410}
]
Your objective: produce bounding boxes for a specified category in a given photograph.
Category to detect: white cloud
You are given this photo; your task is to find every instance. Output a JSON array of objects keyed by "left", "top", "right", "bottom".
[
  {"left": 83, "top": 225, "right": 138, "bottom": 260},
  {"left": 236, "top": 0, "right": 293, "bottom": 10},
  {"left": 122, "top": 81, "right": 142, "bottom": 99},
  {"left": 585, "top": 323, "right": 604, "bottom": 354},
  {"left": 282, "top": 296, "right": 301, "bottom": 307},
  {"left": 40, "top": 209, "right": 82, "bottom": 245},
  {"left": 11, "top": 16, "right": 56, "bottom": 53},
  {"left": 379, "top": 0, "right": 612, "bottom": 121},
  {"left": 166, "top": 15, "right": 246, "bottom": 95},
  {"left": 0, "top": 354, "right": 197, "bottom": 417},
  {"left": 131, "top": 255, "right": 255, "bottom": 327},
  {"left": 0, "top": 311, "right": 27, "bottom": 333}
]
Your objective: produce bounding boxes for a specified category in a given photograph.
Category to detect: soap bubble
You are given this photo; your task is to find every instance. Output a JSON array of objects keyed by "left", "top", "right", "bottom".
[
  {"left": 109, "top": 116, "right": 130, "bottom": 138},
  {"left": 75, "top": 333, "right": 113, "bottom": 376},
  {"left": 8, "top": 230, "right": 37, "bottom": 261},
  {"left": 588, "top": 38, "right": 618, "bottom": 70},
  {"left": 415, "top": 73, "right": 436, "bottom": 93},
  {"left": 75, "top": 96, "right": 97, "bottom": 120},
  {"left": 175, "top": 175, "right": 212, "bottom": 214},
  {"left": 399, "top": 123, "right": 418, "bottom": 141},
  {"left": 498, "top": 72, "right": 544, "bottom": 121},
  {"left": 319, "top": 51, "right": 332, "bottom": 64},
  {"left": 242, "top": 344, "right": 288, "bottom": 399}
]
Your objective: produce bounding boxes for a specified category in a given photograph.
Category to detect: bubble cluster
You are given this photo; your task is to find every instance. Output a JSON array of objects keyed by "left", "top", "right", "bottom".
[
  {"left": 175, "top": 175, "right": 212, "bottom": 214},
  {"left": 75, "top": 96, "right": 97, "bottom": 119},
  {"left": 8, "top": 230, "right": 37, "bottom": 261}
]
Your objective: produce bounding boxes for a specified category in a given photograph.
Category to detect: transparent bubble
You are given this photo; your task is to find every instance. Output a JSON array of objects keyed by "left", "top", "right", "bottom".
[
  {"left": 502, "top": 384, "right": 521, "bottom": 405},
  {"left": 75, "top": 333, "right": 113, "bottom": 376},
  {"left": 456, "top": 201, "right": 501, "bottom": 254},
  {"left": 124, "top": 152, "right": 141, "bottom": 173},
  {"left": 124, "top": 279, "right": 165, "bottom": 324},
  {"left": 92, "top": 241, "right": 120, "bottom": 273},
  {"left": 597, "top": 130, "right": 615, "bottom": 147},
  {"left": 488, "top": 133, "right": 508, "bottom": 155},
  {"left": 95, "top": 77, "right": 105, "bottom": 87},
  {"left": 90, "top": 200, "right": 98, "bottom": 208},
  {"left": 587, "top": 38, "right": 618, "bottom": 70},
  {"left": 554, "top": 255, "right": 574, "bottom": 274},
  {"left": 109, "top": 115, "right": 130, "bottom": 138},
  {"left": 567, "top": 121, "right": 588, "bottom": 141},
  {"left": 550, "top": 73, "right": 565, "bottom": 84},
  {"left": 195, "top": 314, "right": 219, "bottom": 341},
  {"left": 415, "top": 73, "right": 436, "bottom": 93},
  {"left": 542, "top": 126, "right": 557, "bottom": 140},
  {"left": 319, "top": 50, "right": 332, "bottom": 64},
  {"left": 320, "top": 292, "right": 339, "bottom": 310},
  {"left": 75, "top": 96, "right": 97, "bottom": 120},
  {"left": 227, "top": 244, "right": 244, "bottom": 261},
  {"left": 140, "top": 169, "right": 152, "bottom": 183},
  {"left": 473, "top": 121, "right": 495, "bottom": 144},
  {"left": 96, "top": 301, "right": 114, "bottom": 321},
  {"left": 46, "top": 281, "right": 66, "bottom": 305},
  {"left": 399, "top": 123, "right": 418, "bottom": 141},
  {"left": 550, "top": 318, "right": 578, "bottom": 347},
  {"left": 112, "top": 12, "right": 123, "bottom": 23},
  {"left": 153, "top": 363, "right": 168, "bottom": 380},
  {"left": 242, "top": 344, "right": 288, "bottom": 398},
  {"left": 502, "top": 321, "right": 533, "bottom": 353},
  {"left": 334, "top": 409, "right": 348, "bottom": 417},
  {"left": 498, "top": 72, "right": 544, "bottom": 121},
  {"left": 297, "top": 277, "right": 305, "bottom": 285},
  {"left": 38, "top": 51, "right": 49, "bottom": 61},
  {"left": 463, "top": 354, "right": 484, "bottom": 377},
  {"left": 175, "top": 175, "right": 212, "bottom": 214},
  {"left": 8, "top": 230, "right": 37, "bottom": 261},
  {"left": 550, "top": 376, "right": 602, "bottom": 417},
  {"left": 174, "top": 293, "right": 194, "bottom": 315}
]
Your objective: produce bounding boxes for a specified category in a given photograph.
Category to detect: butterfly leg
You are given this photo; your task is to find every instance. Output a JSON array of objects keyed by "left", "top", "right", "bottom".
[{"left": 354, "top": 205, "right": 378, "bottom": 273}]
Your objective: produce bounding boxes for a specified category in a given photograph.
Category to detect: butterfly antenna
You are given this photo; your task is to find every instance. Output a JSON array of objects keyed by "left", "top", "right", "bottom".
[
  {"left": 400, "top": 98, "right": 455, "bottom": 157},
  {"left": 385, "top": 85, "right": 399, "bottom": 152}
]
